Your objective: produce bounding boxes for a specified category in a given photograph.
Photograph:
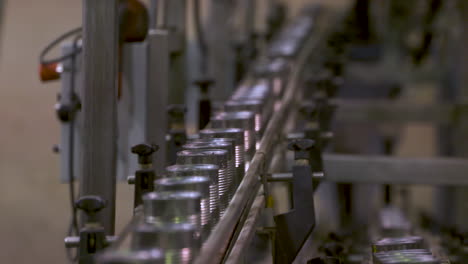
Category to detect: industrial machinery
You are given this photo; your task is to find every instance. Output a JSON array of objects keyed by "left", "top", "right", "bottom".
[{"left": 38, "top": 0, "right": 468, "bottom": 263}]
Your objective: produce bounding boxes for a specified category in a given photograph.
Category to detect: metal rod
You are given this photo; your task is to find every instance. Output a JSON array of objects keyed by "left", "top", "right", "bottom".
[
  {"left": 194, "top": 10, "right": 329, "bottom": 264},
  {"left": 323, "top": 154, "right": 468, "bottom": 186},
  {"left": 147, "top": 29, "right": 169, "bottom": 173},
  {"left": 333, "top": 99, "right": 455, "bottom": 124},
  {"left": 206, "top": 0, "right": 236, "bottom": 100},
  {"left": 167, "top": 0, "right": 187, "bottom": 105},
  {"left": 156, "top": 0, "right": 168, "bottom": 28},
  {"left": 80, "top": 0, "right": 119, "bottom": 234},
  {"left": 225, "top": 187, "right": 265, "bottom": 264},
  {"left": 149, "top": 0, "right": 159, "bottom": 29},
  {"left": 269, "top": 154, "right": 468, "bottom": 186}
]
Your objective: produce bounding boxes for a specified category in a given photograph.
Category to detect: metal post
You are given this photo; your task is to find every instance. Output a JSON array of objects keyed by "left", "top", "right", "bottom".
[
  {"left": 433, "top": 1, "right": 467, "bottom": 231},
  {"left": 245, "top": 0, "right": 255, "bottom": 40},
  {"left": 80, "top": 0, "right": 119, "bottom": 234},
  {"left": 452, "top": 2, "right": 468, "bottom": 232},
  {"left": 58, "top": 43, "right": 82, "bottom": 183},
  {"left": 207, "top": 0, "right": 236, "bottom": 101},
  {"left": 167, "top": 0, "right": 187, "bottom": 105},
  {"left": 122, "top": 1, "right": 170, "bottom": 176},
  {"left": 149, "top": 0, "right": 158, "bottom": 29},
  {"left": 152, "top": 0, "right": 187, "bottom": 105},
  {"left": 156, "top": 0, "right": 169, "bottom": 28},
  {"left": 147, "top": 29, "right": 170, "bottom": 173}
]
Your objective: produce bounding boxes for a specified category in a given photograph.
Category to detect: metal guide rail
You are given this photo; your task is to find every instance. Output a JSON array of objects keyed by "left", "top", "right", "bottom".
[{"left": 195, "top": 10, "right": 336, "bottom": 264}]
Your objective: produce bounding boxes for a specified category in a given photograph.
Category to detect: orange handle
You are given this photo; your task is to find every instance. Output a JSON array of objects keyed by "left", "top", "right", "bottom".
[
  {"left": 39, "top": 62, "right": 61, "bottom": 82},
  {"left": 119, "top": 0, "right": 149, "bottom": 43}
]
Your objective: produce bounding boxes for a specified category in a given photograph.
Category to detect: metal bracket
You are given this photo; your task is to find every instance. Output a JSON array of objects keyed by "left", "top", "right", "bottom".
[
  {"left": 65, "top": 233, "right": 117, "bottom": 264},
  {"left": 274, "top": 164, "right": 316, "bottom": 264},
  {"left": 57, "top": 43, "right": 83, "bottom": 183},
  {"left": 65, "top": 195, "right": 116, "bottom": 264}
]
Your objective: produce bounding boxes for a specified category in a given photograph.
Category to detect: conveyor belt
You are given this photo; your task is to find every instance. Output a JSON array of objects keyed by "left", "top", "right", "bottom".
[{"left": 195, "top": 7, "right": 343, "bottom": 264}]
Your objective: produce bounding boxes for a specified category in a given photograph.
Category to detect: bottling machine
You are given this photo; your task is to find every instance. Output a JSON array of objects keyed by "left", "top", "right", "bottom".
[{"left": 38, "top": 0, "right": 468, "bottom": 263}]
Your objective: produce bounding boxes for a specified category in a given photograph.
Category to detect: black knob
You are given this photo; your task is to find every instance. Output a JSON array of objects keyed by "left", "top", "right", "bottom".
[
  {"left": 316, "top": 80, "right": 334, "bottom": 96},
  {"left": 315, "top": 71, "right": 340, "bottom": 98},
  {"left": 327, "top": 31, "right": 348, "bottom": 56},
  {"left": 167, "top": 104, "right": 187, "bottom": 126},
  {"left": 320, "top": 241, "right": 344, "bottom": 258},
  {"left": 54, "top": 94, "right": 81, "bottom": 123},
  {"left": 131, "top": 143, "right": 159, "bottom": 165},
  {"left": 288, "top": 139, "right": 315, "bottom": 160},
  {"left": 312, "top": 94, "right": 337, "bottom": 130},
  {"left": 305, "top": 72, "right": 341, "bottom": 99},
  {"left": 119, "top": 0, "right": 149, "bottom": 43},
  {"left": 324, "top": 58, "right": 344, "bottom": 77},
  {"left": 194, "top": 78, "right": 214, "bottom": 95},
  {"left": 168, "top": 105, "right": 186, "bottom": 126},
  {"left": 195, "top": 78, "right": 214, "bottom": 130},
  {"left": 52, "top": 144, "right": 60, "bottom": 154},
  {"left": 167, "top": 104, "right": 187, "bottom": 116},
  {"left": 300, "top": 101, "right": 318, "bottom": 120},
  {"left": 55, "top": 103, "right": 74, "bottom": 122},
  {"left": 232, "top": 39, "right": 245, "bottom": 53},
  {"left": 75, "top": 195, "right": 107, "bottom": 223}
]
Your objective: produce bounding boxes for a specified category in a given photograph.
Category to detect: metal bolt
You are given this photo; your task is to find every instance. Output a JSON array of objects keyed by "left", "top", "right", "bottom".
[
  {"left": 52, "top": 144, "right": 60, "bottom": 153},
  {"left": 288, "top": 139, "right": 315, "bottom": 161},
  {"left": 75, "top": 195, "right": 107, "bottom": 223},
  {"left": 131, "top": 143, "right": 159, "bottom": 166}
]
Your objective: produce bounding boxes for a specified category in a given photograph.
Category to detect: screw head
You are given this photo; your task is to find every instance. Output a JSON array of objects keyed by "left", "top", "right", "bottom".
[
  {"left": 131, "top": 143, "right": 159, "bottom": 165},
  {"left": 288, "top": 139, "right": 315, "bottom": 152},
  {"left": 300, "top": 101, "right": 318, "bottom": 118},
  {"left": 131, "top": 143, "right": 159, "bottom": 156},
  {"left": 194, "top": 78, "right": 214, "bottom": 93},
  {"left": 167, "top": 104, "right": 187, "bottom": 116},
  {"left": 55, "top": 103, "right": 74, "bottom": 122},
  {"left": 52, "top": 144, "right": 60, "bottom": 153},
  {"left": 75, "top": 195, "right": 107, "bottom": 214}
]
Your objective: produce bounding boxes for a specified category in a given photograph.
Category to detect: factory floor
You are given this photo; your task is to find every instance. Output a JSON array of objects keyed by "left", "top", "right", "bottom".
[{"left": 0, "top": 0, "right": 434, "bottom": 263}]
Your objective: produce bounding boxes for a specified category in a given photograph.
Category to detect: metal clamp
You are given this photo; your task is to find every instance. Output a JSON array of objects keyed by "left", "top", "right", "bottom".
[
  {"left": 273, "top": 139, "right": 317, "bottom": 263},
  {"left": 167, "top": 104, "right": 187, "bottom": 164},
  {"left": 64, "top": 195, "right": 114, "bottom": 264},
  {"left": 130, "top": 143, "right": 158, "bottom": 208},
  {"left": 131, "top": 143, "right": 159, "bottom": 169}
]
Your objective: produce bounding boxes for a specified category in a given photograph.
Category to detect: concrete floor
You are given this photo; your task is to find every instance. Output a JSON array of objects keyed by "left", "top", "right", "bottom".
[{"left": 0, "top": 0, "right": 436, "bottom": 263}]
